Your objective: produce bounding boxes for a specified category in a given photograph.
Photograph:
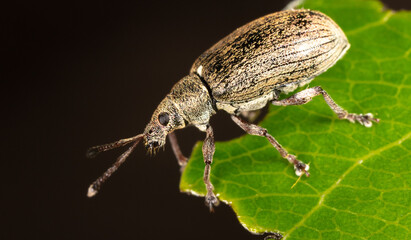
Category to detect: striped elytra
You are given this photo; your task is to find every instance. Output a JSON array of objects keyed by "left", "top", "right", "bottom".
[{"left": 191, "top": 9, "right": 350, "bottom": 113}]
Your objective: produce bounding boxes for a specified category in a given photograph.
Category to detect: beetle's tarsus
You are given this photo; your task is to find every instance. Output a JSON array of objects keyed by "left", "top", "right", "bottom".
[
  {"left": 205, "top": 192, "right": 220, "bottom": 212},
  {"left": 264, "top": 232, "right": 284, "bottom": 240},
  {"left": 179, "top": 163, "right": 187, "bottom": 173},
  {"left": 345, "top": 113, "right": 379, "bottom": 128},
  {"left": 294, "top": 160, "right": 310, "bottom": 177},
  {"left": 286, "top": 154, "right": 310, "bottom": 177}
]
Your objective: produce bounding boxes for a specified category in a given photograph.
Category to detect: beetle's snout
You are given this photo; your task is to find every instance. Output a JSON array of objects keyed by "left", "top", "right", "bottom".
[
  {"left": 146, "top": 141, "right": 159, "bottom": 149},
  {"left": 145, "top": 136, "right": 164, "bottom": 155},
  {"left": 144, "top": 125, "right": 166, "bottom": 155}
]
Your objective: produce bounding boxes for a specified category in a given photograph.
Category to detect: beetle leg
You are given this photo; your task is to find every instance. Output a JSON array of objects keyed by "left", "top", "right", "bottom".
[
  {"left": 168, "top": 132, "right": 188, "bottom": 171},
  {"left": 272, "top": 86, "right": 380, "bottom": 127},
  {"left": 202, "top": 125, "right": 220, "bottom": 211},
  {"left": 264, "top": 232, "right": 284, "bottom": 240},
  {"left": 231, "top": 115, "right": 310, "bottom": 177}
]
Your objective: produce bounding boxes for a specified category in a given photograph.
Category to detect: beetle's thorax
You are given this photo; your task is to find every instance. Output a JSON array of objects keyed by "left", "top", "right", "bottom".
[
  {"left": 168, "top": 73, "right": 216, "bottom": 130},
  {"left": 144, "top": 74, "right": 216, "bottom": 151}
]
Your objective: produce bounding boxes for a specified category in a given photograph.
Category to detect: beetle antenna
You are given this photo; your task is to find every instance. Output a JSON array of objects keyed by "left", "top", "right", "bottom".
[
  {"left": 86, "top": 134, "right": 144, "bottom": 158},
  {"left": 87, "top": 134, "right": 144, "bottom": 197}
]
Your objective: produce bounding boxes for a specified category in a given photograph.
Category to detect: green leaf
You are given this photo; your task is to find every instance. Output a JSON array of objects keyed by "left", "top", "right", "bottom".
[{"left": 180, "top": 0, "right": 411, "bottom": 239}]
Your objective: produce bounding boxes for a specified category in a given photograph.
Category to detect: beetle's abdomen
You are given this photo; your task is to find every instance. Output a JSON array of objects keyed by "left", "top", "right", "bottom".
[{"left": 191, "top": 9, "right": 349, "bottom": 111}]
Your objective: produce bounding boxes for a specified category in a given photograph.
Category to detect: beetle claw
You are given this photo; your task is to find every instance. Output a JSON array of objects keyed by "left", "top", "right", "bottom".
[
  {"left": 264, "top": 232, "right": 283, "bottom": 240},
  {"left": 205, "top": 193, "right": 220, "bottom": 212},
  {"left": 294, "top": 160, "right": 310, "bottom": 177},
  {"left": 179, "top": 163, "right": 187, "bottom": 173},
  {"left": 346, "top": 113, "right": 380, "bottom": 128}
]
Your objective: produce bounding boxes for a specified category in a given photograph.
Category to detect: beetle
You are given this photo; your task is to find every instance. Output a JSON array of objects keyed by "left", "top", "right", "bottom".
[{"left": 86, "top": 9, "right": 379, "bottom": 210}]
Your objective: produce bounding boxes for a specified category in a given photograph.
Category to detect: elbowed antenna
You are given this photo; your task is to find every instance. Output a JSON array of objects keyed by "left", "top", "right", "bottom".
[
  {"left": 87, "top": 134, "right": 144, "bottom": 197},
  {"left": 86, "top": 135, "right": 144, "bottom": 158}
]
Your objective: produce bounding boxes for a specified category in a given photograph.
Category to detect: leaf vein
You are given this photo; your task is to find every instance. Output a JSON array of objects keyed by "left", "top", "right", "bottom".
[{"left": 283, "top": 131, "right": 411, "bottom": 239}]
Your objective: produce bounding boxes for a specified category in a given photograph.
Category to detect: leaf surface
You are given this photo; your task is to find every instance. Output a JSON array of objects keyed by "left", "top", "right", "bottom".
[{"left": 180, "top": 0, "right": 411, "bottom": 239}]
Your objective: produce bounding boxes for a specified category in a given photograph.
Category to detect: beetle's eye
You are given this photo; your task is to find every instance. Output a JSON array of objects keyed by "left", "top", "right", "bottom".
[{"left": 158, "top": 112, "right": 170, "bottom": 126}]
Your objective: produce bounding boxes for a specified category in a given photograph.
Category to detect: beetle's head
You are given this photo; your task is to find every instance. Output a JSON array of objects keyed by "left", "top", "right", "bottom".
[
  {"left": 143, "top": 97, "right": 185, "bottom": 154},
  {"left": 86, "top": 96, "right": 186, "bottom": 197},
  {"left": 86, "top": 74, "right": 214, "bottom": 197}
]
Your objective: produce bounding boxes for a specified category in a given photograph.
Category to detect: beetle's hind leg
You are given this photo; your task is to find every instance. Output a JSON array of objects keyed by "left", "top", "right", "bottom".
[
  {"left": 231, "top": 115, "right": 310, "bottom": 177},
  {"left": 271, "top": 86, "right": 380, "bottom": 127}
]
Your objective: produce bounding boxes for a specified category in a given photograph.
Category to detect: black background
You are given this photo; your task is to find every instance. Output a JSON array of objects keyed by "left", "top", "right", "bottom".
[{"left": 3, "top": 1, "right": 410, "bottom": 239}]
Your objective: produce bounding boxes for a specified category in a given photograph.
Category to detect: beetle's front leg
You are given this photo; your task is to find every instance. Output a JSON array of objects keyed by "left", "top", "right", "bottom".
[
  {"left": 272, "top": 86, "right": 380, "bottom": 127},
  {"left": 202, "top": 125, "right": 219, "bottom": 211},
  {"left": 168, "top": 132, "right": 188, "bottom": 172},
  {"left": 231, "top": 115, "right": 309, "bottom": 177}
]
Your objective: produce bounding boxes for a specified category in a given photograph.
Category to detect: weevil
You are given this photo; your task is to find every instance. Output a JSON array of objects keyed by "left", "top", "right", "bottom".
[{"left": 86, "top": 9, "right": 379, "bottom": 210}]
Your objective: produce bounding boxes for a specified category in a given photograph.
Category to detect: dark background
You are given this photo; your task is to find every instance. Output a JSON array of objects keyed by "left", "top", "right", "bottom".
[{"left": 3, "top": 0, "right": 410, "bottom": 239}]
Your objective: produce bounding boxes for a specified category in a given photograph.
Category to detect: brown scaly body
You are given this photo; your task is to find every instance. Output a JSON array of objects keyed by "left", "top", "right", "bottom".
[
  {"left": 192, "top": 9, "right": 350, "bottom": 114},
  {"left": 86, "top": 9, "right": 379, "bottom": 215}
]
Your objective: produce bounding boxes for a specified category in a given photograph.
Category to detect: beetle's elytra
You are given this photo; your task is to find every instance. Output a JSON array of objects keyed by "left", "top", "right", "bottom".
[{"left": 87, "top": 9, "right": 379, "bottom": 210}]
